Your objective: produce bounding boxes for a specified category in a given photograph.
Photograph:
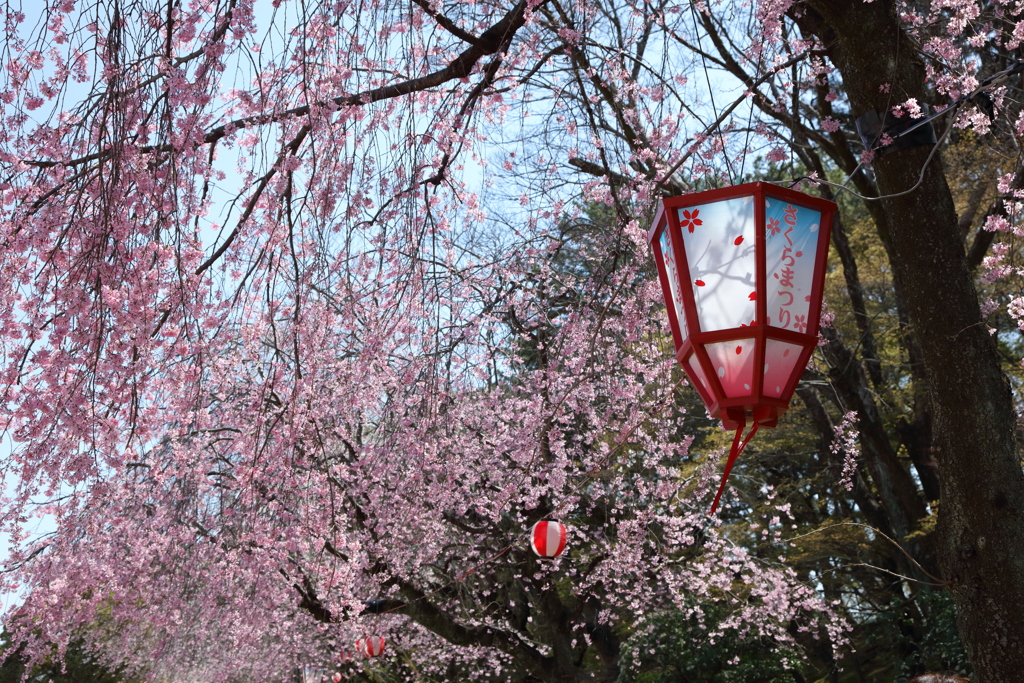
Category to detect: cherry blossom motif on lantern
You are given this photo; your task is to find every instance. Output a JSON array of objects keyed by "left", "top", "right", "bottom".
[
  {"left": 649, "top": 182, "right": 834, "bottom": 512},
  {"left": 680, "top": 208, "right": 703, "bottom": 232},
  {"left": 530, "top": 519, "right": 567, "bottom": 559}
]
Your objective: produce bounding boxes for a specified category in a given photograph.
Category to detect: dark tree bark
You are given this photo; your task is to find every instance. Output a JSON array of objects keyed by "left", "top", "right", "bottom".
[{"left": 799, "top": 2, "right": 1024, "bottom": 680}]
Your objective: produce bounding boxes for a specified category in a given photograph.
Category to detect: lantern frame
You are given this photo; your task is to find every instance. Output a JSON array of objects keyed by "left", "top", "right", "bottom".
[{"left": 648, "top": 182, "right": 834, "bottom": 430}]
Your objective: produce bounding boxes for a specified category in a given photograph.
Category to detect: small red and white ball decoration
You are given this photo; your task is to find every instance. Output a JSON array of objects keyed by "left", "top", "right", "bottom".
[
  {"left": 338, "top": 651, "right": 353, "bottom": 664},
  {"left": 332, "top": 673, "right": 343, "bottom": 683},
  {"left": 530, "top": 519, "right": 567, "bottom": 559},
  {"left": 356, "top": 636, "right": 386, "bottom": 657}
]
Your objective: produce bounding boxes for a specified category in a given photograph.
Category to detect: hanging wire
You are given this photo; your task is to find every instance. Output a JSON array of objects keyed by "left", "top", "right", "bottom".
[
  {"left": 738, "top": 0, "right": 763, "bottom": 182},
  {"left": 689, "top": 1, "right": 736, "bottom": 184},
  {"left": 791, "top": 110, "right": 956, "bottom": 202},
  {"left": 658, "top": 51, "right": 808, "bottom": 191},
  {"left": 792, "top": 59, "right": 1024, "bottom": 201}
]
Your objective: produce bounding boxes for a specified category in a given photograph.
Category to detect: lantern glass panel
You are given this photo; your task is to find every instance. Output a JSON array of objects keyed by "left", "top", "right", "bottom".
[
  {"left": 678, "top": 197, "right": 757, "bottom": 332},
  {"left": 762, "top": 338, "right": 806, "bottom": 397},
  {"left": 658, "top": 228, "right": 688, "bottom": 345},
  {"left": 764, "top": 197, "right": 823, "bottom": 333},
  {"left": 683, "top": 353, "right": 714, "bottom": 399},
  {"left": 705, "top": 337, "right": 756, "bottom": 398}
]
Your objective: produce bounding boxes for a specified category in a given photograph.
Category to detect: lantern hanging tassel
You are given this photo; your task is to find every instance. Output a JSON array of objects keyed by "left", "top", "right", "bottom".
[{"left": 709, "top": 418, "right": 760, "bottom": 514}]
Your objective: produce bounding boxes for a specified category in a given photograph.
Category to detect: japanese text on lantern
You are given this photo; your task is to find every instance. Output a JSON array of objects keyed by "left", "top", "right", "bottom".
[
  {"left": 773, "top": 204, "right": 798, "bottom": 330},
  {"left": 765, "top": 197, "right": 821, "bottom": 333}
]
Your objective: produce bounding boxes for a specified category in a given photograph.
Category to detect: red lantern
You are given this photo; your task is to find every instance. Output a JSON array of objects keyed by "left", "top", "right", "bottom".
[
  {"left": 356, "top": 636, "right": 385, "bottom": 658},
  {"left": 338, "top": 651, "right": 353, "bottom": 664},
  {"left": 530, "top": 519, "right": 567, "bottom": 559},
  {"left": 649, "top": 182, "right": 834, "bottom": 512},
  {"left": 332, "top": 673, "right": 343, "bottom": 683}
]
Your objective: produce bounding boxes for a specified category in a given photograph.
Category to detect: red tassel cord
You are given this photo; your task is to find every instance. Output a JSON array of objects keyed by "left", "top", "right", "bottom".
[{"left": 709, "top": 419, "right": 760, "bottom": 514}]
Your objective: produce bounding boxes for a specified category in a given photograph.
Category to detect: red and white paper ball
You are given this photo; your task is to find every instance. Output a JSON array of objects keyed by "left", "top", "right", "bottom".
[
  {"left": 356, "top": 636, "right": 386, "bottom": 657},
  {"left": 530, "top": 519, "right": 567, "bottom": 559},
  {"left": 332, "top": 673, "right": 343, "bottom": 683}
]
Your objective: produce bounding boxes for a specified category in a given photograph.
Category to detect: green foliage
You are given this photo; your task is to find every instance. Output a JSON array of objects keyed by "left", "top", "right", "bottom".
[
  {"left": 0, "top": 633, "right": 139, "bottom": 683},
  {"left": 891, "top": 589, "right": 972, "bottom": 682},
  {"left": 616, "top": 608, "right": 798, "bottom": 683}
]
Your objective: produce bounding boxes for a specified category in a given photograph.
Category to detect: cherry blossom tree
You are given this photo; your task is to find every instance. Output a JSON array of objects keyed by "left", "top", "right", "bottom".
[{"left": 0, "top": 0, "right": 1022, "bottom": 681}]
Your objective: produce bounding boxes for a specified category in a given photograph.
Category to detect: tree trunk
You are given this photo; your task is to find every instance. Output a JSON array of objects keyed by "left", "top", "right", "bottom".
[{"left": 801, "top": 2, "right": 1024, "bottom": 680}]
